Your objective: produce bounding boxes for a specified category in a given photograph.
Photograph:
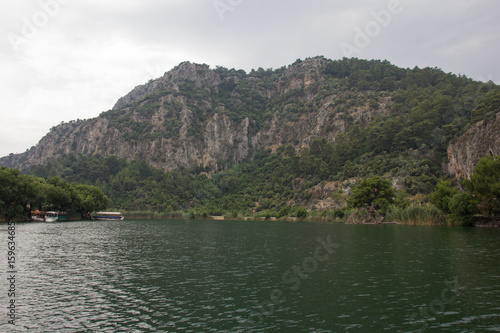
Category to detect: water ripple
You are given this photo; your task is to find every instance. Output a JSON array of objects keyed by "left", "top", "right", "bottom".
[{"left": 1, "top": 220, "right": 499, "bottom": 332}]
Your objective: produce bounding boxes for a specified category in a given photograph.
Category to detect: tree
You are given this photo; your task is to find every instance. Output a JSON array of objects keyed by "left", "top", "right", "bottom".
[
  {"left": 296, "top": 207, "right": 307, "bottom": 219},
  {"left": 75, "top": 184, "right": 110, "bottom": 213},
  {"left": 448, "top": 193, "right": 480, "bottom": 225},
  {"left": 46, "top": 176, "right": 82, "bottom": 212},
  {"left": 44, "top": 184, "right": 72, "bottom": 211},
  {"left": 276, "top": 206, "right": 290, "bottom": 218},
  {"left": 0, "top": 167, "right": 37, "bottom": 221},
  {"left": 348, "top": 176, "right": 396, "bottom": 214},
  {"left": 431, "top": 180, "right": 459, "bottom": 214},
  {"left": 464, "top": 155, "right": 500, "bottom": 216},
  {"left": 471, "top": 89, "right": 500, "bottom": 123},
  {"left": 283, "top": 145, "right": 296, "bottom": 157},
  {"left": 0, "top": 169, "right": 56, "bottom": 220}
]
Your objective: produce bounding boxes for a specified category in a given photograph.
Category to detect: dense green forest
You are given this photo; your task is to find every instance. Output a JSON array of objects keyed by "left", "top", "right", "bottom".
[
  {"left": 6, "top": 58, "right": 500, "bottom": 224},
  {"left": 0, "top": 167, "right": 108, "bottom": 221},
  {"left": 22, "top": 150, "right": 499, "bottom": 225}
]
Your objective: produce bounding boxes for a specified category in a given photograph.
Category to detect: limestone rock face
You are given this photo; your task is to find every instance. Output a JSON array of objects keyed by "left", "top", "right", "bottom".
[
  {"left": 447, "top": 112, "right": 500, "bottom": 179},
  {"left": 0, "top": 58, "right": 390, "bottom": 172},
  {"left": 113, "top": 62, "right": 221, "bottom": 110}
]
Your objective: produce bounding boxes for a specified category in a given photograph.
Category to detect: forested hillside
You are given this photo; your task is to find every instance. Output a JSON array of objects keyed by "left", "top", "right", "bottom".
[{"left": 2, "top": 57, "right": 499, "bottom": 221}]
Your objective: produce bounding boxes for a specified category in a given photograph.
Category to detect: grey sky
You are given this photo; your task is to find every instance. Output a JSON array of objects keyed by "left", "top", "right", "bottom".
[{"left": 1, "top": 0, "right": 498, "bottom": 157}]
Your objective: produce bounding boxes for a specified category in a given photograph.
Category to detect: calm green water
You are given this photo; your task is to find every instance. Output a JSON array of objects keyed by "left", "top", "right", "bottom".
[{"left": 1, "top": 219, "right": 499, "bottom": 332}]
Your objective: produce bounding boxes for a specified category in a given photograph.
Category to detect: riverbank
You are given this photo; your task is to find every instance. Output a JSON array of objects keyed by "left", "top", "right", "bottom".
[
  {"left": 475, "top": 217, "right": 500, "bottom": 228},
  {"left": 3, "top": 210, "right": 498, "bottom": 227},
  {"left": 119, "top": 211, "right": 499, "bottom": 227}
]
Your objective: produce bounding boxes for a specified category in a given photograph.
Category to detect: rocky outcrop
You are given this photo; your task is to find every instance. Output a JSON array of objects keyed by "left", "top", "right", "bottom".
[
  {"left": 447, "top": 112, "right": 500, "bottom": 179},
  {"left": 113, "top": 62, "right": 221, "bottom": 110},
  {"left": 0, "top": 58, "right": 390, "bottom": 172},
  {"left": 0, "top": 112, "right": 252, "bottom": 172}
]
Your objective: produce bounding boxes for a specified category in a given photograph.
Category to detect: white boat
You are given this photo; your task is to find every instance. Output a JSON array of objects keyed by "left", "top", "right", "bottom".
[
  {"left": 93, "top": 212, "right": 124, "bottom": 221},
  {"left": 31, "top": 211, "right": 58, "bottom": 222}
]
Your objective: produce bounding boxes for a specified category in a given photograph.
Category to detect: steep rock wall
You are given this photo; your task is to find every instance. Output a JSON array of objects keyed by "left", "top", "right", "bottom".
[
  {"left": 0, "top": 58, "right": 390, "bottom": 172},
  {"left": 447, "top": 112, "right": 500, "bottom": 179}
]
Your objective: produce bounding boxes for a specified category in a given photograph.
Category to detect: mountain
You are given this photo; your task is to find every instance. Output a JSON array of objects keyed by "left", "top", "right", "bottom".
[
  {"left": 1, "top": 57, "right": 498, "bottom": 213},
  {"left": 4, "top": 57, "right": 373, "bottom": 172}
]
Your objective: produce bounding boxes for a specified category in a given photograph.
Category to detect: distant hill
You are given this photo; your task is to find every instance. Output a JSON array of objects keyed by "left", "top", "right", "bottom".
[{"left": 1, "top": 57, "right": 498, "bottom": 213}]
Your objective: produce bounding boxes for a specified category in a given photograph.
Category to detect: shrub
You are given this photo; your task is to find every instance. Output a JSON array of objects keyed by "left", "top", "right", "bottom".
[
  {"left": 276, "top": 206, "right": 290, "bottom": 218},
  {"left": 296, "top": 207, "right": 308, "bottom": 219}
]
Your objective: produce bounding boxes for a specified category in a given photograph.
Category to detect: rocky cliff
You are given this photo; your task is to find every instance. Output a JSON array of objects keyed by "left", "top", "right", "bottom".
[
  {"left": 1, "top": 57, "right": 496, "bottom": 183},
  {"left": 113, "top": 62, "right": 222, "bottom": 110},
  {"left": 0, "top": 58, "right": 390, "bottom": 172},
  {"left": 447, "top": 112, "right": 500, "bottom": 179}
]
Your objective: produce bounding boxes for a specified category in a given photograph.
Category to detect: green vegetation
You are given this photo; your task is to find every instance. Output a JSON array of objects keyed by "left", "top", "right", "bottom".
[
  {"left": 464, "top": 155, "right": 500, "bottom": 216},
  {"left": 0, "top": 167, "right": 109, "bottom": 221},
  {"left": 347, "top": 176, "right": 396, "bottom": 214},
  {"left": 431, "top": 180, "right": 459, "bottom": 214},
  {"left": 19, "top": 153, "right": 499, "bottom": 226},
  {"left": 430, "top": 155, "right": 499, "bottom": 225},
  {"left": 98, "top": 58, "right": 498, "bottom": 145},
  {"left": 9, "top": 58, "right": 499, "bottom": 224},
  {"left": 386, "top": 203, "right": 447, "bottom": 225}
]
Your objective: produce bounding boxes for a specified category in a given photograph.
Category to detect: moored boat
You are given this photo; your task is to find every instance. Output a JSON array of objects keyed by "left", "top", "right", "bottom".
[
  {"left": 93, "top": 212, "right": 124, "bottom": 221},
  {"left": 57, "top": 212, "right": 68, "bottom": 221},
  {"left": 31, "top": 210, "right": 58, "bottom": 222}
]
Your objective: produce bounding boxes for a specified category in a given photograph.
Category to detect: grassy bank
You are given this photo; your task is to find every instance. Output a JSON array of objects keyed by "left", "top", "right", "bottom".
[
  {"left": 386, "top": 203, "right": 448, "bottom": 225},
  {"left": 5, "top": 204, "right": 486, "bottom": 227},
  {"left": 122, "top": 205, "right": 449, "bottom": 225}
]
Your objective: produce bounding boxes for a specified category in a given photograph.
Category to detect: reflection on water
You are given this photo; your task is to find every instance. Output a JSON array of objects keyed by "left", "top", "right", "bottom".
[{"left": 1, "top": 220, "right": 499, "bottom": 332}]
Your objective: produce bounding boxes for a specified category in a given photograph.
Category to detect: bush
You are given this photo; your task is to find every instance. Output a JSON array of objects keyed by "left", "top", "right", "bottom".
[
  {"left": 333, "top": 209, "right": 345, "bottom": 219},
  {"left": 296, "top": 207, "right": 307, "bottom": 219},
  {"left": 276, "top": 206, "right": 290, "bottom": 218}
]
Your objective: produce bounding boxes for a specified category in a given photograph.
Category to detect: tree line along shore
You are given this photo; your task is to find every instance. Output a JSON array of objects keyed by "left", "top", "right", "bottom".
[{"left": 2, "top": 154, "right": 498, "bottom": 226}]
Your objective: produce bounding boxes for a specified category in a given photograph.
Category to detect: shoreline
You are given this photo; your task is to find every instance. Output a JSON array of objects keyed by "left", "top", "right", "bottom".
[
  {"left": 2, "top": 213, "right": 499, "bottom": 228},
  {"left": 121, "top": 214, "right": 499, "bottom": 227}
]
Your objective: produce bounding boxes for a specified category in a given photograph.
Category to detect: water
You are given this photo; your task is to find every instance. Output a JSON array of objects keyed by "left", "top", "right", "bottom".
[{"left": 1, "top": 220, "right": 499, "bottom": 332}]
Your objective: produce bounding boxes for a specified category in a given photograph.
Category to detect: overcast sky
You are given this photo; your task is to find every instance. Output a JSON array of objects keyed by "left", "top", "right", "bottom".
[{"left": 1, "top": 0, "right": 499, "bottom": 157}]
